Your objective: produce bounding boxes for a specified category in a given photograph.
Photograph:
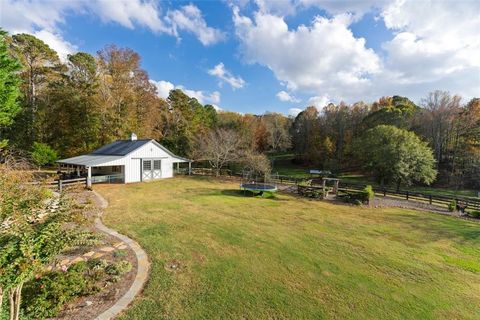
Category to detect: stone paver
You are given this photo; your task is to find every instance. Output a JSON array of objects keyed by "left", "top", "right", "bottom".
[
  {"left": 113, "top": 242, "right": 125, "bottom": 248},
  {"left": 100, "top": 246, "right": 115, "bottom": 252},
  {"left": 83, "top": 251, "right": 95, "bottom": 257},
  {"left": 70, "top": 256, "right": 85, "bottom": 264},
  {"left": 59, "top": 258, "right": 70, "bottom": 265},
  {"left": 117, "top": 244, "right": 127, "bottom": 250},
  {"left": 92, "top": 190, "right": 150, "bottom": 320},
  {"left": 92, "top": 252, "right": 105, "bottom": 259}
]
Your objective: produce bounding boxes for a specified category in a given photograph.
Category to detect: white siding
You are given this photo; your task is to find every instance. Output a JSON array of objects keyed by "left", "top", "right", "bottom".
[{"left": 123, "top": 141, "right": 174, "bottom": 183}]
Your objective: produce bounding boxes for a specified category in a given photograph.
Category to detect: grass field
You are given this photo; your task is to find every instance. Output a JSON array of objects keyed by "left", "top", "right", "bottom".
[{"left": 98, "top": 177, "right": 480, "bottom": 319}]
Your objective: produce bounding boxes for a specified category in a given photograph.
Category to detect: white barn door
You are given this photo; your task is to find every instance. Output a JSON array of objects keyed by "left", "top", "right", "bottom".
[{"left": 142, "top": 159, "right": 162, "bottom": 181}]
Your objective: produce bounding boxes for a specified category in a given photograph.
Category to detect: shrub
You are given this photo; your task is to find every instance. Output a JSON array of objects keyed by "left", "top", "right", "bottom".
[
  {"left": 338, "top": 188, "right": 372, "bottom": 205},
  {"left": 363, "top": 185, "right": 375, "bottom": 201},
  {"left": 468, "top": 210, "right": 480, "bottom": 218},
  {"left": 448, "top": 200, "right": 457, "bottom": 212},
  {"left": 105, "top": 260, "right": 132, "bottom": 276},
  {"left": 22, "top": 262, "right": 89, "bottom": 318},
  {"left": 31, "top": 142, "right": 58, "bottom": 167},
  {"left": 21, "top": 258, "right": 131, "bottom": 319}
]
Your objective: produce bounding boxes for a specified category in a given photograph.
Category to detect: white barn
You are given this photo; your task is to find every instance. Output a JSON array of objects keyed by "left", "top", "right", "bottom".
[{"left": 57, "top": 134, "right": 191, "bottom": 187}]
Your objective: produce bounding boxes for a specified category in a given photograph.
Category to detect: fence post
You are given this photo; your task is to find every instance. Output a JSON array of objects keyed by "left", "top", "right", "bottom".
[
  {"left": 429, "top": 195, "right": 432, "bottom": 205},
  {"left": 59, "top": 180, "right": 63, "bottom": 193},
  {"left": 406, "top": 191, "right": 409, "bottom": 200},
  {"left": 383, "top": 189, "right": 386, "bottom": 197}
]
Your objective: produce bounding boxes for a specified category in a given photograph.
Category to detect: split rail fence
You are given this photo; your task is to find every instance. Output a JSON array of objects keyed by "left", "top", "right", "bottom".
[{"left": 188, "top": 168, "right": 480, "bottom": 210}]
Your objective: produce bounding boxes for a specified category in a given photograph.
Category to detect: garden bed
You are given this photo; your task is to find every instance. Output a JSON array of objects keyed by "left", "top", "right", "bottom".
[{"left": 19, "top": 189, "right": 138, "bottom": 320}]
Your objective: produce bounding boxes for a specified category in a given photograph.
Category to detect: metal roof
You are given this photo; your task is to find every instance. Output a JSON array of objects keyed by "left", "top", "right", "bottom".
[
  {"left": 58, "top": 138, "right": 192, "bottom": 166},
  {"left": 57, "top": 155, "right": 124, "bottom": 166},
  {"left": 91, "top": 139, "right": 151, "bottom": 156}
]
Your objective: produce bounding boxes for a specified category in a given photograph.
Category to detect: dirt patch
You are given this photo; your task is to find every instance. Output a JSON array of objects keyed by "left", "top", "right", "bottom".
[{"left": 164, "top": 259, "right": 185, "bottom": 272}]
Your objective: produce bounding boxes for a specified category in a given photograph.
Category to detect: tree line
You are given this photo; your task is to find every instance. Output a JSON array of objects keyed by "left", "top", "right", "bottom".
[{"left": 0, "top": 30, "right": 478, "bottom": 189}]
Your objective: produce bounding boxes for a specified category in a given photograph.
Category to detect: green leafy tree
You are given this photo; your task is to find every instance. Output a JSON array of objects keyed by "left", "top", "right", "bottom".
[
  {"left": 30, "top": 142, "right": 57, "bottom": 167},
  {"left": 9, "top": 33, "right": 60, "bottom": 147},
  {"left": 0, "top": 30, "right": 21, "bottom": 127},
  {"left": 354, "top": 125, "right": 437, "bottom": 190},
  {"left": 0, "top": 30, "right": 22, "bottom": 147}
]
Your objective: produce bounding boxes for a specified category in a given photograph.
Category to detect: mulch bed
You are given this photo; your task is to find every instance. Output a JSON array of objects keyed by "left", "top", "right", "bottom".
[{"left": 51, "top": 188, "right": 138, "bottom": 320}]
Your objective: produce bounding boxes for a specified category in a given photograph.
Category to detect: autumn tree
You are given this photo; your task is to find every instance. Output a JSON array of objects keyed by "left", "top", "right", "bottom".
[
  {"left": 96, "top": 45, "right": 160, "bottom": 143},
  {"left": 263, "top": 112, "right": 292, "bottom": 152},
  {"left": 291, "top": 106, "right": 321, "bottom": 163},
  {"left": 42, "top": 52, "right": 101, "bottom": 156},
  {"left": 362, "top": 95, "right": 418, "bottom": 130}
]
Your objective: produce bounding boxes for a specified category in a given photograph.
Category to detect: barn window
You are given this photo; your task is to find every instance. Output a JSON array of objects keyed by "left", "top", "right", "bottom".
[
  {"left": 143, "top": 160, "right": 152, "bottom": 171},
  {"left": 153, "top": 160, "right": 161, "bottom": 170}
]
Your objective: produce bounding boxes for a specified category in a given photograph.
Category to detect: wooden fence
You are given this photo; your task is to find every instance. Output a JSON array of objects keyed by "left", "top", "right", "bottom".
[
  {"left": 28, "top": 177, "right": 86, "bottom": 192},
  {"left": 188, "top": 167, "right": 480, "bottom": 210},
  {"left": 339, "top": 182, "right": 480, "bottom": 210}
]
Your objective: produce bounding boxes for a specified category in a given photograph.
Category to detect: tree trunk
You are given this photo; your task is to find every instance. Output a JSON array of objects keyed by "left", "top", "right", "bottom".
[
  {"left": 9, "top": 289, "right": 14, "bottom": 320},
  {"left": 0, "top": 287, "right": 3, "bottom": 316},
  {"left": 14, "top": 283, "right": 22, "bottom": 320},
  {"left": 7, "top": 284, "right": 23, "bottom": 320},
  {"left": 396, "top": 181, "right": 401, "bottom": 192}
]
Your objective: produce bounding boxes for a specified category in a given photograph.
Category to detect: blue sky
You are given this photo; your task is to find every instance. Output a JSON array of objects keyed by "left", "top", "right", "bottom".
[{"left": 1, "top": 0, "right": 479, "bottom": 116}]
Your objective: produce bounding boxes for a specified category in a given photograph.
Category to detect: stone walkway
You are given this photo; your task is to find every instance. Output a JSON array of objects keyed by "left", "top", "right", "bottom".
[
  {"left": 51, "top": 241, "right": 129, "bottom": 271},
  {"left": 92, "top": 190, "right": 151, "bottom": 320}
]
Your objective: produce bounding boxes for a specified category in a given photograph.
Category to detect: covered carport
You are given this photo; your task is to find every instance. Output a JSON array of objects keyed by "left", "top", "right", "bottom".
[{"left": 57, "top": 154, "right": 125, "bottom": 188}]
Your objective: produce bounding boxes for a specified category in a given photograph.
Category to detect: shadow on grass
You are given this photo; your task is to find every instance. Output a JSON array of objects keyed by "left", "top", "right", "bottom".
[
  {"left": 221, "top": 189, "right": 252, "bottom": 197},
  {"left": 221, "top": 189, "right": 288, "bottom": 201}
]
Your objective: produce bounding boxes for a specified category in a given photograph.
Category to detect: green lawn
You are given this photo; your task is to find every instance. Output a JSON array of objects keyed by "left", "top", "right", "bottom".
[{"left": 98, "top": 177, "right": 480, "bottom": 319}]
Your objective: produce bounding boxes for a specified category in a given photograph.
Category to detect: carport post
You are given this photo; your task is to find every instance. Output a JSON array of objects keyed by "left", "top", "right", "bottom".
[
  {"left": 188, "top": 162, "right": 192, "bottom": 175},
  {"left": 87, "top": 166, "right": 92, "bottom": 189}
]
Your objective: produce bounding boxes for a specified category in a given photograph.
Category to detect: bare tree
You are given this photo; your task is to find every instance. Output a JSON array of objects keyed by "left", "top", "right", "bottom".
[
  {"left": 418, "top": 91, "right": 461, "bottom": 168},
  {"left": 194, "top": 128, "right": 244, "bottom": 176},
  {"left": 263, "top": 113, "right": 292, "bottom": 152}
]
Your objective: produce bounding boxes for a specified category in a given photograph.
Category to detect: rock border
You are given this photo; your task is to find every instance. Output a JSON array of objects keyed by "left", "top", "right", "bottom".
[{"left": 92, "top": 190, "right": 150, "bottom": 320}]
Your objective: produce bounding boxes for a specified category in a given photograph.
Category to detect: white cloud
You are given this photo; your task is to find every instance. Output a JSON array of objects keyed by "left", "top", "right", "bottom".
[
  {"left": 252, "top": 0, "right": 384, "bottom": 20},
  {"left": 208, "top": 63, "right": 246, "bottom": 89},
  {"left": 149, "top": 80, "right": 175, "bottom": 99},
  {"left": 288, "top": 108, "right": 303, "bottom": 117},
  {"left": 91, "top": 0, "right": 172, "bottom": 34},
  {"left": 377, "top": 0, "right": 480, "bottom": 100},
  {"left": 179, "top": 86, "right": 221, "bottom": 105},
  {"left": 298, "top": 0, "right": 384, "bottom": 20},
  {"left": 233, "top": 1, "right": 480, "bottom": 103},
  {"left": 255, "top": 0, "right": 297, "bottom": 16},
  {"left": 276, "top": 90, "right": 300, "bottom": 103},
  {"left": 33, "top": 30, "right": 77, "bottom": 62},
  {"left": 150, "top": 80, "right": 221, "bottom": 105},
  {"left": 0, "top": 0, "right": 223, "bottom": 58},
  {"left": 233, "top": 7, "right": 380, "bottom": 102},
  {"left": 166, "top": 4, "right": 225, "bottom": 45},
  {"left": 307, "top": 95, "right": 329, "bottom": 108}
]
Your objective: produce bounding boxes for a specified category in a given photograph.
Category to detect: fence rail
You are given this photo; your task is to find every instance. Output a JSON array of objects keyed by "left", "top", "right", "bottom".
[
  {"left": 188, "top": 167, "right": 479, "bottom": 210},
  {"left": 338, "top": 182, "right": 480, "bottom": 210}
]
